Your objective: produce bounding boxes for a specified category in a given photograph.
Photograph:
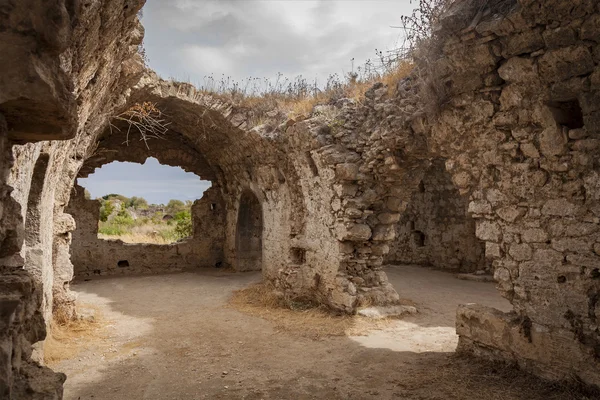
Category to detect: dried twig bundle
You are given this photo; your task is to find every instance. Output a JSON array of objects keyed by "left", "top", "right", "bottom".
[{"left": 110, "top": 102, "right": 170, "bottom": 149}]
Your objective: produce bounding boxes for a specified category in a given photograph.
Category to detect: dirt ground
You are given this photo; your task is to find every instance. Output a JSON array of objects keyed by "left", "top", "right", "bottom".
[{"left": 49, "top": 265, "right": 589, "bottom": 400}]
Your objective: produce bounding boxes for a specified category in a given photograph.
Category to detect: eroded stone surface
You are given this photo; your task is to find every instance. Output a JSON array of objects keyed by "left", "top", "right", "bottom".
[{"left": 0, "top": 0, "right": 599, "bottom": 396}]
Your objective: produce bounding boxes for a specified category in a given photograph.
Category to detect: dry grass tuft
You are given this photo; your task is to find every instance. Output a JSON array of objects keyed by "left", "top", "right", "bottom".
[
  {"left": 228, "top": 282, "right": 393, "bottom": 339},
  {"left": 181, "top": 60, "right": 415, "bottom": 125},
  {"left": 44, "top": 304, "right": 108, "bottom": 366},
  {"left": 98, "top": 232, "right": 172, "bottom": 245}
]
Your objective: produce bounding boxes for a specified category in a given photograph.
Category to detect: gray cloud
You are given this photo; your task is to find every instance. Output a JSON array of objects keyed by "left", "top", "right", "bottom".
[
  {"left": 142, "top": 0, "right": 415, "bottom": 87},
  {"left": 82, "top": 1, "right": 416, "bottom": 202}
]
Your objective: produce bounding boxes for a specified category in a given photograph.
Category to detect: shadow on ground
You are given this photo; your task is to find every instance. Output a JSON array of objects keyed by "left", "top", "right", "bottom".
[{"left": 54, "top": 269, "right": 589, "bottom": 400}]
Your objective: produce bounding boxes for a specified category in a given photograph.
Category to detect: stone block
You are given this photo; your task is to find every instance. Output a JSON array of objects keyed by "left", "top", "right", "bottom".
[
  {"left": 539, "top": 127, "right": 567, "bottom": 157},
  {"left": 551, "top": 238, "right": 591, "bottom": 253},
  {"left": 337, "top": 223, "right": 372, "bottom": 241},
  {"left": 468, "top": 200, "right": 492, "bottom": 214},
  {"left": 335, "top": 163, "right": 359, "bottom": 181},
  {"left": 372, "top": 225, "right": 395, "bottom": 241},
  {"left": 501, "top": 29, "right": 544, "bottom": 57},
  {"left": 572, "top": 138, "right": 600, "bottom": 151},
  {"left": 377, "top": 213, "right": 400, "bottom": 224},
  {"left": 333, "top": 183, "right": 358, "bottom": 197},
  {"left": 581, "top": 14, "right": 600, "bottom": 42},
  {"left": 550, "top": 77, "right": 589, "bottom": 102},
  {"left": 542, "top": 26, "right": 577, "bottom": 48},
  {"left": 541, "top": 199, "right": 577, "bottom": 217},
  {"left": 566, "top": 254, "right": 600, "bottom": 268},
  {"left": 533, "top": 248, "right": 564, "bottom": 265},
  {"left": 498, "top": 57, "right": 538, "bottom": 83},
  {"left": 485, "top": 242, "right": 501, "bottom": 258},
  {"left": 579, "top": 90, "right": 600, "bottom": 113},
  {"left": 497, "top": 206, "right": 524, "bottom": 223},
  {"left": 520, "top": 143, "right": 540, "bottom": 158},
  {"left": 476, "top": 221, "right": 501, "bottom": 242},
  {"left": 568, "top": 129, "right": 588, "bottom": 140},
  {"left": 522, "top": 228, "right": 549, "bottom": 243},
  {"left": 371, "top": 244, "right": 390, "bottom": 256},
  {"left": 385, "top": 197, "right": 405, "bottom": 212},
  {"left": 509, "top": 243, "right": 533, "bottom": 261},
  {"left": 565, "top": 223, "right": 598, "bottom": 237},
  {"left": 538, "top": 46, "right": 595, "bottom": 83}
]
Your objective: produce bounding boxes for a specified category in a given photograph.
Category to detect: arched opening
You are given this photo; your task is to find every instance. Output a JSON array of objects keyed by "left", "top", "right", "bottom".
[
  {"left": 68, "top": 154, "right": 225, "bottom": 278},
  {"left": 24, "top": 153, "right": 50, "bottom": 247},
  {"left": 385, "top": 159, "right": 486, "bottom": 273},
  {"left": 235, "top": 189, "right": 263, "bottom": 271},
  {"left": 77, "top": 157, "right": 211, "bottom": 244}
]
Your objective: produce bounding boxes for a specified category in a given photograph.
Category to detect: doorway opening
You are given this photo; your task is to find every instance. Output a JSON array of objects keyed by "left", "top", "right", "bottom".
[{"left": 235, "top": 189, "right": 263, "bottom": 271}]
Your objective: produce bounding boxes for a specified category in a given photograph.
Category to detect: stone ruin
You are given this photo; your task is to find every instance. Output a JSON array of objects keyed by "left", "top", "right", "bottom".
[{"left": 1, "top": 0, "right": 599, "bottom": 397}]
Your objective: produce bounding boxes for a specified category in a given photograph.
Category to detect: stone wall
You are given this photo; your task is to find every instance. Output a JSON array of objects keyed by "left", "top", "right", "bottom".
[
  {"left": 68, "top": 185, "right": 226, "bottom": 278},
  {"left": 0, "top": 0, "right": 146, "bottom": 396},
  {"left": 385, "top": 159, "right": 486, "bottom": 272},
  {"left": 266, "top": 0, "right": 600, "bottom": 387},
  {"left": 0, "top": 0, "right": 599, "bottom": 395}
]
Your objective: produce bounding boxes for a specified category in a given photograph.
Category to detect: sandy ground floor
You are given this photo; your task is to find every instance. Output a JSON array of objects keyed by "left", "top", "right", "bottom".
[{"left": 48, "top": 265, "right": 586, "bottom": 399}]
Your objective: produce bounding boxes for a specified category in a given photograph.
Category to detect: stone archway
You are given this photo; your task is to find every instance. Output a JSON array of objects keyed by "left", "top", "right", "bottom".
[
  {"left": 235, "top": 189, "right": 263, "bottom": 272},
  {"left": 385, "top": 158, "right": 486, "bottom": 273}
]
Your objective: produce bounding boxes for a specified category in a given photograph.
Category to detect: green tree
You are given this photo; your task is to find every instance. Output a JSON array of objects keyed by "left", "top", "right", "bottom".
[
  {"left": 174, "top": 210, "right": 193, "bottom": 239},
  {"left": 128, "top": 196, "right": 148, "bottom": 210},
  {"left": 103, "top": 193, "right": 129, "bottom": 203},
  {"left": 166, "top": 199, "right": 185, "bottom": 215},
  {"left": 99, "top": 200, "right": 115, "bottom": 222}
]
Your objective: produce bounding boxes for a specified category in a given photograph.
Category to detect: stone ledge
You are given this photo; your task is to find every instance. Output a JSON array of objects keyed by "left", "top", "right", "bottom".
[
  {"left": 357, "top": 305, "right": 418, "bottom": 319},
  {"left": 456, "top": 304, "right": 600, "bottom": 388}
]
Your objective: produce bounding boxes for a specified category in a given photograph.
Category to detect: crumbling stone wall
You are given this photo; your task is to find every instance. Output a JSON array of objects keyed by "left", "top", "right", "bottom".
[
  {"left": 385, "top": 159, "right": 486, "bottom": 272},
  {"left": 0, "top": 0, "right": 146, "bottom": 397},
  {"left": 268, "top": 0, "right": 600, "bottom": 387},
  {"left": 321, "top": 0, "right": 600, "bottom": 387},
  {"left": 438, "top": 0, "right": 600, "bottom": 386},
  {"left": 1, "top": 0, "right": 600, "bottom": 396}
]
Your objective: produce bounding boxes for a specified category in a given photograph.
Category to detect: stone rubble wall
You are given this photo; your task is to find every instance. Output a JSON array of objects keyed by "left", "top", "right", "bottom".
[
  {"left": 385, "top": 159, "right": 486, "bottom": 272},
  {"left": 1, "top": 0, "right": 146, "bottom": 397},
  {"left": 0, "top": 0, "right": 599, "bottom": 395},
  {"left": 262, "top": 0, "right": 600, "bottom": 386},
  {"left": 430, "top": 0, "right": 600, "bottom": 386}
]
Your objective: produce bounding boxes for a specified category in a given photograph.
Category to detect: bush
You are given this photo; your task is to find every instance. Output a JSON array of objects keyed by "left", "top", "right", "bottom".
[
  {"left": 174, "top": 210, "right": 192, "bottom": 240},
  {"left": 112, "top": 211, "right": 135, "bottom": 227},
  {"left": 128, "top": 196, "right": 148, "bottom": 210},
  {"left": 98, "top": 224, "right": 126, "bottom": 236},
  {"left": 96, "top": 194, "right": 194, "bottom": 243},
  {"left": 99, "top": 201, "right": 115, "bottom": 222},
  {"left": 166, "top": 199, "right": 186, "bottom": 215}
]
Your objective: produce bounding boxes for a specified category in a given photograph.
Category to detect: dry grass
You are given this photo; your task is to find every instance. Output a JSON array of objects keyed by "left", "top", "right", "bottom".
[
  {"left": 192, "top": 61, "right": 414, "bottom": 124},
  {"left": 99, "top": 232, "right": 172, "bottom": 244},
  {"left": 98, "top": 223, "right": 183, "bottom": 244},
  {"left": 44, "top": 304, "right": 108, "bottom": 366},
  {"left": 227, "top": 282, "right": 393, "bottom": 339}
]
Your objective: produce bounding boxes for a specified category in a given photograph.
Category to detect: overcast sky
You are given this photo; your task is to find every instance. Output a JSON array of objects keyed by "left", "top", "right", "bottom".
[
  {"left": 82, "top": 0, "right": 415, "bottom": 202},
  {"left": 142, "top": 0, "right": 414, "bottom": 85},
  {"left": 79, "top": 158, "right": 212, "bottom": 204}
]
